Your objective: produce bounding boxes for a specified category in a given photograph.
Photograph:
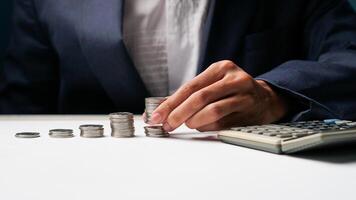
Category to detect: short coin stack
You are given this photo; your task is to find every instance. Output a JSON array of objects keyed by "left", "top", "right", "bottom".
[
  {"left": 144, "top": 97, "right": 169, "bottom": 137},
  {"left": 144, "top": 125, "right": 169, "bottom": 137},
  {"left": 79, "top": 124, "right": 104, "bottom": 138},
  {"left": 15, "top": 132, "right": 40, "bottom": 138},
  {"left": 110, "top": 112, "right": 135, "bottom": 137},
  {"left": 49, "top": 129, "right": 74, "bottom": 138}
]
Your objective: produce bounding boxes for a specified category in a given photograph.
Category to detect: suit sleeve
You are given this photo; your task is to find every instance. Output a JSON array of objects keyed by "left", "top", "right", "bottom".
[
  {"left": 0, "top": 0, "right": 59, "bottom": 114},
  {"left": 256, "top": 0, "right": 356, "bottom": 121}
]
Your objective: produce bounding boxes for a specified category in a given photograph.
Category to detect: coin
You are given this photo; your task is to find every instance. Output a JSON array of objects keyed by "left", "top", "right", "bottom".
[
  {"left": 79, "top": 124, "right": 103, "bottom": 130},
  {"left": 15, "top": 132, "right": 40, "bottom": 138}
]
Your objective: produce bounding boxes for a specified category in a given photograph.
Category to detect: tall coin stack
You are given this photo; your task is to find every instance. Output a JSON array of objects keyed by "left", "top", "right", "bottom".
[
  {"left": 109, "top": 112, "right": 135, "bottom": 137},
  {"left": 145, "top": 97, "right": 167, "bottom": 124},
  {"left": 144, "top": 97, "right": 169, "bottom": 137},
  {"left": 79, "top": 124, "right": 104, "bottom": 138}
]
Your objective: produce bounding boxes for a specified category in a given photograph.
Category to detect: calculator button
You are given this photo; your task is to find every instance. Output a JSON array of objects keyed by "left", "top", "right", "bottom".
[
  {"left": 263, "top": 132, "right": 277, "bottom": 136},
  {"left": 240, "top": 128, "right": 251, "bottom": 132},
  {"left": 250, "top": 130, "right": 263, "bottom": 134},
  {"left": 307, "top": 130, "right": 318, "bottom": 134},
  {"left": 335, "top": 120, "right": 352, "bottom": 125},
  {"left": 276, "top": 134, "right": 292, "bottom": 138},
  {"left": 292, "top": 132, "right": 309, "bottom": 137},
  {"left": 323, "top": 119, "right": 339, "bottom": 124},
  {"left": 346, "top": 122, "right": 356, "bottom": 127}
]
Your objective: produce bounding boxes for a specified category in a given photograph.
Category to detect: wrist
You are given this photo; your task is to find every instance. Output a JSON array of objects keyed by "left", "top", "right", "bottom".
[{"left": 256, "top": 80, "right": 289, "bottom": 123}]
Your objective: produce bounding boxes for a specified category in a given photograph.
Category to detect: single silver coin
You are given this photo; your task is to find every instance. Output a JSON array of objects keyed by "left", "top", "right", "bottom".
[
  {"left": 109, "top": 112, "right": 134, "bottom": 119},
  {"left": 49, "top": 129, "right": 73, "bottom": 134},
  {"left": 110, "top": 118, "right": 134, "bottom": 123},
  {"left": 145, "top": 133, "right": 169, "bottom": 138},
  {"left": 49, "top": 133, "right": 74, "bottom": 138},
  {"left": 15, "top": 132, "right": 40, "bottom": 138},
  {"left": 145, "top": 97, "right": 167, "bottom": 104},
  {"left": 110, "top": 124, "right": 135, "bottom": 129},
  {"left": 111, "top": 132, "right": 135, "bottom": 138},
  {"left": 79, "top": 124, "right": 103, "bottom": 130}
]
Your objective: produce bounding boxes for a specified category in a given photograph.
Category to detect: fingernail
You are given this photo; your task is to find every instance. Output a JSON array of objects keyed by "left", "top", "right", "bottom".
[
  {"left": 142, "top": 113, "right": 147, "bottom": 123},
  {"left": 163, "top": 122, "right": 173, "bottom": 132},
  {"left": 150, "top": 112, "right": 162, "bottom": 124}
]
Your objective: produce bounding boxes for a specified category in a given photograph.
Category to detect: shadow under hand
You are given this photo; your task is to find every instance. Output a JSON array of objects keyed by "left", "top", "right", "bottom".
[
  {"left": 168, "top": 132, "right": 220, "bottom": 143},
  {"left": 291, "top": 142, "right": 356, "bottom": 164}
]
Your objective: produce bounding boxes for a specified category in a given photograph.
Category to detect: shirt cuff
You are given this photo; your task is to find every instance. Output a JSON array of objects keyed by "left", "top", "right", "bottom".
[{"left": 255, "top": 77, "right": 339, "bottom": 122}]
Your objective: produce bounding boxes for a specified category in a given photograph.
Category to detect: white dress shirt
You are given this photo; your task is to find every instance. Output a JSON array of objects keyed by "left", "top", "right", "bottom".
[{"left": 123, "top": 0, "right": 210, "bottom": 96}]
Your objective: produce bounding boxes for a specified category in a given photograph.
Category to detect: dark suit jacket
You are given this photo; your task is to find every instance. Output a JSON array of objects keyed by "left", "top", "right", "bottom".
[{"left": 1, "top": 0, "right": 356, "bottom": 121}]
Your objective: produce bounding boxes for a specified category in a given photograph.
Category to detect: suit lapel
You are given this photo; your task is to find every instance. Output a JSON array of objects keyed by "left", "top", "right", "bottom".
[
  {"left": 198, "top": 0, "right": 258, "bottom": 73},
  {"left": 77, "top": 0, "right": 148, "bottom": 108},
  {"left": 76, "top": 0, "right": 258, "bottom": 105}
]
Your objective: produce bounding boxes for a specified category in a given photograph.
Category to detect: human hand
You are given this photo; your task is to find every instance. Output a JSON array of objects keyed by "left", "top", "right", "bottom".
[{"left": 149, "top": 60, "right": 289, "bottom": 131}]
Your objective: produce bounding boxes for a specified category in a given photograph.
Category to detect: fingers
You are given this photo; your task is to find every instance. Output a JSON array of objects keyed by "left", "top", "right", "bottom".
[
  {"left": 162, "top": 79, "right": 240, "bottom": 131},
  {"left": 151, "top": 61, "right": 238, "bottom": 125},
  {"left": 195, "top": 112, "right": 250, "bottom": 132},
  {"left": 195, "top": 113, "right": 236, "bottom": 132},
  {"left": 185, "top": 95, "right": 252, "bottom": 129},
  {"left": 142, "top": 111, "right": 147, "bottom": 123}
]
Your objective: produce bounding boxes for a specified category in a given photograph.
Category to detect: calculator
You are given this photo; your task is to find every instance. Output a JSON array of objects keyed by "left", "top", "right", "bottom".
[{"left": 218, "top": 119, "right": 356, "bottom": 154}]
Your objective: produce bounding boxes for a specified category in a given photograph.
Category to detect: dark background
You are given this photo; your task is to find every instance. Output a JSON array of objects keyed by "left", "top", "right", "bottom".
[
  {"left": 0, "top": 0, "right": 13, "bottom": 67},
  {"left": 1, "top": 0, "right": 356, "bottom": 69}
]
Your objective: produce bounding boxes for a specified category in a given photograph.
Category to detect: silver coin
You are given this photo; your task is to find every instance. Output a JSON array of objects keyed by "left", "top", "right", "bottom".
[
  {"left": 112, "top": 129, "right": 135, "bottom": 133},
  {"left": 80, "top": 129, "right": 104, "bottom": 134},
  {"left": 79, "top": 124, "right": 103, "bottom": 130},
  {"left": 144, "top": 126, "right": 169, "bottom": 137},
  {"left": 80, "top": 132, "right": 104, "bottom": 138},
  {"left": 15, "top": 132, "right": 40, "bottom": 138},
  {"left": 49, "top": 129, "right": 73, "bottom": 134},
  {"left": 111, "top": 132, "right": 135, "bottom": 138},
  {"left": 110, "top": 119, "right": 133, "bottom": 122},
  {"left": 109, "top": 112, "right": 134, "bottom": 119},
  {"left": 110, "top": 124, "right": 135, "bottom": 129},
  {"left": 80, "top": 125, "right": 104, "bottom": 138},
  {"left": 111, "top": 135, "right": 134, "bottom": 138},
  {"left": 110, "top": 123, "right": 135, "bottom": 127},
  {"left": 145, "top": 132, "right": 169, "bottom": 138},
  {"left": 49, "top": 133, "right": 74, "bottom": 138},
  {"left": 111, "top": 130, "right": 135, "bottom": 134},
  {"left": 145, "top": 98, "right": 167, "bottom": 124},
  {"left": 49, "top": 129, "right": 74, "bottom": 138},
  {"left": 109, "top": 112, "right": 135, "bottom": 138},
  {"left": 144, "top": 125, "right": 165, "bottom": 131},
  {"left": 145, "top": 97, "right": 167, "bottom": 104}
]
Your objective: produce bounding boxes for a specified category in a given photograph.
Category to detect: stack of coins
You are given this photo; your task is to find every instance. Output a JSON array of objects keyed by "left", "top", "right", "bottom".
[
  {"left": 49, "top": 129, "right": 74, "bottom": 138},
  {"left": 15, "top": 132, "right": 40, "bottom": 138},
  {"left": 145, "top": 97, "right": 167, "bottom": 123},
  {"left": 79, "top": 124, "right": 104, "bottom": 138},
  {"left": 144, "top": 125, "right": 169, "bottom": 137},
  {"left": 144, "top": 97, "right": 169, "bottom": 137},
  {"left": 109, "top": 112, "right": 135, "bottom": 137}
]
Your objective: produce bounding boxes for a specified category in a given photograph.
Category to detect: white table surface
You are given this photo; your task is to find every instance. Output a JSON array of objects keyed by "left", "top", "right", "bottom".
[{"left": 0, "top": 115, "right": 356, "bottom": 200}]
